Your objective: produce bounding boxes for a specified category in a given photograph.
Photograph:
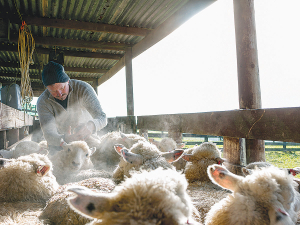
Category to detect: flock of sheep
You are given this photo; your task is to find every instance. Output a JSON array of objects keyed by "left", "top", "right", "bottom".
[{"left": 0, "top": 131, "right": 300, "bottom": 224}]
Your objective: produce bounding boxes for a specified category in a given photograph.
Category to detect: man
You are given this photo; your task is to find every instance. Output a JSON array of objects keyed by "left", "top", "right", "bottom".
[{"left": 37, "top": 61, "right": 107, "bottom": 153}]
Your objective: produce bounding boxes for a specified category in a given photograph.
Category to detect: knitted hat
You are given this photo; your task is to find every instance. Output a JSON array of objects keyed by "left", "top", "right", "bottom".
[{"left": 42, "top": 61, "right": 70, "bottom": 87}]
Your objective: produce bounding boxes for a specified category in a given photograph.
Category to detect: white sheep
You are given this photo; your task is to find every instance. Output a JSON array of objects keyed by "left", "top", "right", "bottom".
[
  {"left": 50, "top": 140, "right": 96, "bottom": 184},
  {"left": 242, "top": 161, "right": 300, "bottom": 177},
  {"left": 0, "top": 153, "right": 59, "bottom": 202},
  {"left": 149, "top": 137, "right": 185, "bottom": 152},
  {"left": 67, "top": 168, "right": 201, "bottom": 225},
  {"left": 205, "top": 164, "right": 300, "bottom": 225},
  {"left": 112, "top": 141, "right": 183, "bottom": 182},
  {"left": 181, "top": 142, "right": 225, "bottom": 182},
  {"left": 39, "top": 177, "right": 116, "bottom": 225},
  {"left": 85, "top": 131, "right": 147, "bottom": 170},
  {"left": 0, "top": 140, "right": 48, "bottom": 159},
  {"left": 0, "top": 202, "right": 46, "bottom": 225}
]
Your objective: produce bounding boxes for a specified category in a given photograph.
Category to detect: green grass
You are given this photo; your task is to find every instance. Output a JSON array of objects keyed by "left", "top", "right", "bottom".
[{"left": 266, "top": 151, "right": 300, "bottom": 178}]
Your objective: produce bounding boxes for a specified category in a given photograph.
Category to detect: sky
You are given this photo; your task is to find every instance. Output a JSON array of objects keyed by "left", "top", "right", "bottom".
[{"left": 35, "top": 0, "right": 300, "bottom": 118}]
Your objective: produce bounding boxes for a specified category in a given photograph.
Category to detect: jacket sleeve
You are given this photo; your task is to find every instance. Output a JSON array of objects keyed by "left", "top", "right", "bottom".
[
  {"left": 80, "top": 82, "right": 107, "bottom": 132},
  {"left": 36, "top": 97, "right": 65, "bottom": 146}
]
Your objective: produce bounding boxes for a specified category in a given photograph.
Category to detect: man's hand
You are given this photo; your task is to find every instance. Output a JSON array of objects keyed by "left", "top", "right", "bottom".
[{"left": 64, "top": 122, "right": 95, "bottom": 143}]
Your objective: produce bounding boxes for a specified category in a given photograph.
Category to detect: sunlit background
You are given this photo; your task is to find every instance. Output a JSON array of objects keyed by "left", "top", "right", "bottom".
[{"left": 34, "top": 0, "right": 300, "bottom": 118}]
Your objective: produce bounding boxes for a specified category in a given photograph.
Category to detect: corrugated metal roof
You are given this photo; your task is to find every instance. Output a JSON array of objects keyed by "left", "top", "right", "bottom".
[{"left": 0, "top": 0, "right": 215, "bottom": 96}]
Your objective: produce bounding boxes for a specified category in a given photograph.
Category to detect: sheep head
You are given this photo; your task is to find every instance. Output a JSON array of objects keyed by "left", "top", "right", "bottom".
[
  {"left": 68, "top": 168, "right": 197, "bottom": 225},
  {"left": 206, "top": 164, "right": 298, "bottom": 225},
  {"left": 61, "top": 141, "right": 96, "bottom": 171}
]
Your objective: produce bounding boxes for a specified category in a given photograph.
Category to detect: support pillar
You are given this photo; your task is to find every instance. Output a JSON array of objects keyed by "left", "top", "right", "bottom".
[
  {"left": 231, "top": 0, "right": 265, "bottom": 165},
  {"left": 125, "top": 47, "right": 134, "bottom": 116}
]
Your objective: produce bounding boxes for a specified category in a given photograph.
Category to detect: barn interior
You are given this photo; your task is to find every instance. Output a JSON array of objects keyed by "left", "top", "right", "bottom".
[{"left": 0, "top": 0, "right": 300, "bottom": 224}]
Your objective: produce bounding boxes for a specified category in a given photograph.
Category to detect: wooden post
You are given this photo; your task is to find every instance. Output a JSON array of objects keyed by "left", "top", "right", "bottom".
[
  {"left": 223, "top": 137, "right": 246, "bottom": 175},
  {"left": 93, "top": 78, "right": 98, "bottom": 94},
  {"left": 125, "top": 47, "right": 134, "bottom": 116},
  {"left": 233, "top": 0, "right": 265, "bottom": 164}
]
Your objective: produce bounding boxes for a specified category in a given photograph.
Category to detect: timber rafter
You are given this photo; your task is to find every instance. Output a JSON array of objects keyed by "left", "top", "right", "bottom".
[{"left": 10, "top": 16, "right": 152, "bottom": 37}]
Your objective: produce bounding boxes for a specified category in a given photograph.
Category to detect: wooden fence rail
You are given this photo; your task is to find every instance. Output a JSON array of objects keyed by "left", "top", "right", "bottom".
[{"left": 147, "top": 132, "right": 300, "bottom": 152}]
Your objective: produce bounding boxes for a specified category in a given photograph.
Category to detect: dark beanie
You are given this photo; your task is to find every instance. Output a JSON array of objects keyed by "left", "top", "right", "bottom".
[{"left": 42, "top": 61, "right": 70, "bottom": 87}]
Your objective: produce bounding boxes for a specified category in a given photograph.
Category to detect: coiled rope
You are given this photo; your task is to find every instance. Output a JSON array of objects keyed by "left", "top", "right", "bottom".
[
  {"left": 18, "top": 21, "right": 35, "bottom": 106},
  {"left": 14, "top": 0, "right": 35, "bottom": 107}
]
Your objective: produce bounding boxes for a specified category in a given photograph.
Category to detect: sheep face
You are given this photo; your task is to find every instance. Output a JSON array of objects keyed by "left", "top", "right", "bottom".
[
  {"left": 0, "top": 153, "right": 58, "bottom": 202},
  {"left": 61, "top": 141, "right": 96, "bottom": 171},
  {"left": 182, "top": 142, "right": 225, "bottom": 182},
  {"left": 205, "top": 164, "right": 300, "bottom": 225},
  {"left": 67, "top": 168, "right": 197, "bottom": 225},
  {"left": 113, "top": 141, "right": 175, "bottom": 181}
]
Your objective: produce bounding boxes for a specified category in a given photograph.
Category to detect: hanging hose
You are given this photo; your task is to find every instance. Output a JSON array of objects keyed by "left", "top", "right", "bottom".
[{"left": 18, "top": 21, "right": 35, "bottom": 107}]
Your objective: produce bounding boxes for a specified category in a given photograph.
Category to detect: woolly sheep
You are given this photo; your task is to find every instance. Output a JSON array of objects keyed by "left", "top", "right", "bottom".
[
  {"left": 0, "top": 140, "right": 48, "bottom": 159},
  {"left": 39, "top": 177, "right": 115, "bottom": 225},
  {"left": 242, "top": 161, "right": 300, "bottom": 177},
  {"left": 50, "top": 140, "right": 96, "bottom": 184},
  {"left": 0, "top": 202, "right": 46, "bottom": 225},
  {"left": 113, "top": 141, "right": 183, "bottom": 182},
  {"left": 205, "top": 164, "right": 300, "bottom": 225},
  {"left": 85, "top": 131, "right": 147, "bottom": 170},
  {"left": 67, "top": 168, "right": 201, "bottom": 225},
  {"left": 181, "top": 142, "right": 225, "bottom": 182},
  {"left": 0, "top": 153, "right": 59, "bottom": 202},
  {"left": 149, "top": 137, "right": 185, "bottom": 152}
]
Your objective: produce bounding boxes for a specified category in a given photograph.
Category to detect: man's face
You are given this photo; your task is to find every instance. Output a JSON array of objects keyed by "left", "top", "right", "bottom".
[{"left": 47, "top": 81, "right": 70, "bottom": 101}]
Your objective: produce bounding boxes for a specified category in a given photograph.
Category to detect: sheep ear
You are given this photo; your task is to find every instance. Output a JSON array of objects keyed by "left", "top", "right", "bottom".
[
  {"left": 216, "top": 157, "right": 226, "bottom": 165},
  {"left": 119, "top": 132, "right": 128, "bottom": 140},
  {"left": 242, "top": 167, "right": 252, "bottom": 176},
  {"left": 67, "top": 186, "right": 111, "bottom": 219},
  {"left": 121, "top": 149, "right": 143, "bottom": 166},
  {"left": 207, "top": 164, "right": 242, "bottom": 191},
  {"left": 161, "top": 149, "right": 184, "bottom": 163},
  {"left": 60, "top": 139, "right": 67, "bottom": 146},
  {"left": 89, "top": 147, "right": 96, "bottom": 155},
  {"left": 181, "top": 154, "right": 195, "bottom": 162},
  {"left": 177, "top": 142, "right": 186, "bottom": 148}
]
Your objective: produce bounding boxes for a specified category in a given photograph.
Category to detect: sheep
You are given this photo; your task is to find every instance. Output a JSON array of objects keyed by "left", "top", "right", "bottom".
[
  {"left": 0, "top": 202, "right": 46, "bottom": 225},
  {"left": 181, "top": 142, "right": 225, "bottom": 182},
  {"left": 67, "top": 168, "right": 201, "bottom": 225},
  {"left": 85, "top": 131, "right": 147, "bottom": 170},
  {"left": 112, "top": 141, "right": 183, "bottom": 182},
  {"left": 205, "top": 164, "right": 300, "bottom": 225},
  {"left": 0, "top": 153, "right": 59, "bottom": 203},
  {"left": 0, "top": 140, "right": 48, "bottom": 159},
  {"left": 149, "top": 137, "right": 186, "bottom": 152},
  {"left": 39, "top": 177, "right": 116, "bottom": 225},
  {"left": 49, "top": 140, "right": 96, "bottom": 184}
]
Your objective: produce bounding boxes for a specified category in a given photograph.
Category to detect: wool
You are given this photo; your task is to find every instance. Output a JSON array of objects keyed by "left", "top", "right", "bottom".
[{"left": 68, "top": 168, "right": 201, "bottom": 225}]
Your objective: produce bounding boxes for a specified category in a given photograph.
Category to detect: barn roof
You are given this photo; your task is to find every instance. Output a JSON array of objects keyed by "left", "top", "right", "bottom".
[{"left": 0, "top": 0, "right": 216, "bottom": 96}]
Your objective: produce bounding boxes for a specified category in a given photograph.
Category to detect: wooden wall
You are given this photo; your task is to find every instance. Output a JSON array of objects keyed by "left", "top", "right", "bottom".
[{"left": 0, "top": 102, "right": 33, "bottom": 149}]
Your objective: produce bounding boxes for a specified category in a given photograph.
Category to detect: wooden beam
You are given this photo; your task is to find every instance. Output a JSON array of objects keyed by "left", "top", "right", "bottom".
[
  {"left": 137, "top": 107, "right": 300, "bottom": 143},
  {"left": 0, "top": 43, "right": 124, "bottom": 59},
  {"left": 10, "top": 36, "right": 132, "bottom": 51},
  {"left": 98, "top": 0, "right": 216, "bottom": 85},
  {"left": 64, "top": 67, "right": 108, "bottom": 73},
  {"left": 21, "top": 16, "right": 151, "bottom": 37},
  {"left": 0, "top": 61, "right": 109, "bottom": 74}
]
